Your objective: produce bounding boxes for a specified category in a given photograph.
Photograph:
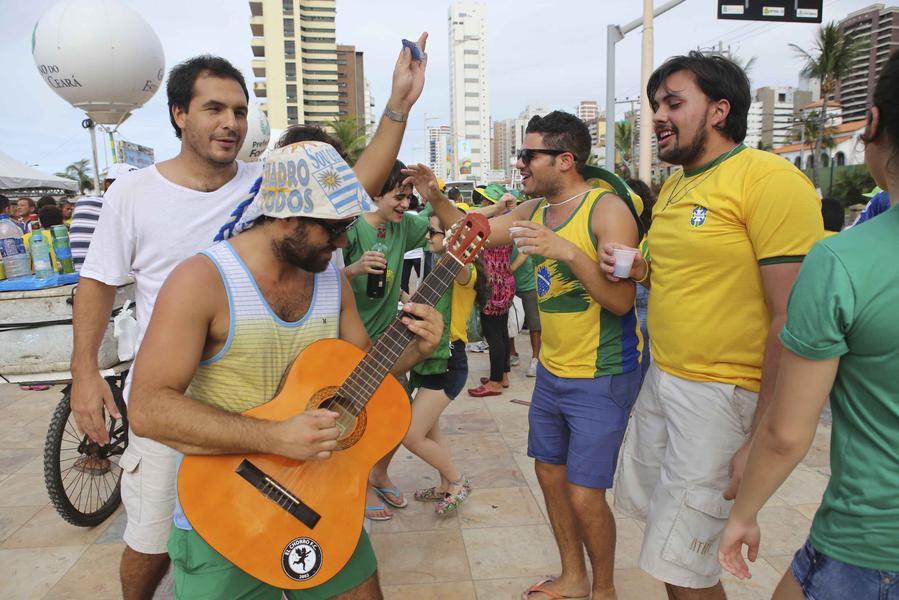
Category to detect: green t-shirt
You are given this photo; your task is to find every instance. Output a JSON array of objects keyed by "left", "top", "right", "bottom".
[
  {"left": 779, "top": 204, "right": 899, "bottom": 572},
  {"left": 510, "top": 246, "right": 536, "bottom": 293},
  {"left": 343, "top": 213, "right": 428, "bottom": 340}
]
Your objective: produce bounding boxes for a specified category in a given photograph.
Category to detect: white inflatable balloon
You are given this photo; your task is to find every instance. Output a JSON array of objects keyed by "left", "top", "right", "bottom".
[
  {"left": 238, "top": 103, "right": 271, "bottom": 162},
  {"left": 32, "top": 0, "right": 165, "bottom": 125}
]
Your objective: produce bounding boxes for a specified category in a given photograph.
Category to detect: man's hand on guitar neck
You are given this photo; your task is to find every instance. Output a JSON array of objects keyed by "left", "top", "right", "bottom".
[
  {"left": 270, "top": 409, "right": 341, "bottom": 461},
  {"left": 393, "top": 302, "right": 444, "bottom": 374}
]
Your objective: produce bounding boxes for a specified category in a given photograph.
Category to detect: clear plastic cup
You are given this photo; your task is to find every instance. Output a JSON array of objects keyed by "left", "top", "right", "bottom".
[
  {"left": 509, "top": 226, "right": 527, "bottom": 247},
  {"left": 612, "top": 248, "right": 638, "bottom": 278}
]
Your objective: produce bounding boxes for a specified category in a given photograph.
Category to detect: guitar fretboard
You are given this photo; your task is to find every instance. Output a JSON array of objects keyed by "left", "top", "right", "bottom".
[{"left": 336, "top": 254, "right": 463, "bottom": 415}]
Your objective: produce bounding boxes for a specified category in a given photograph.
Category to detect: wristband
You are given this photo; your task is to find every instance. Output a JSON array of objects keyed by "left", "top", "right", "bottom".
[{"left": 383, "top": 108, "right": 407, "bottom": 123}]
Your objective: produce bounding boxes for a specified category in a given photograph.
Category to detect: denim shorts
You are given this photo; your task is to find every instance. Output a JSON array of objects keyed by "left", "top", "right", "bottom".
[
  {"left": 418, "top": 340, "right": 468, "bottom": 400},
  {"left": 527, "top": 363, "right": 641, "bottom": 489},
  {"left": 791, "top": 538, "right": 899, "bottom": 600}
]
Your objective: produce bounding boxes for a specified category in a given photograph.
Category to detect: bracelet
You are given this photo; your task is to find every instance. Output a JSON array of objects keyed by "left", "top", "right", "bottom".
[
  {"left": 382, "top": 108, "right": 407, "bottom": 123},
  {"left": 633, "top": 260, "right": 649, "bottom": 283}
]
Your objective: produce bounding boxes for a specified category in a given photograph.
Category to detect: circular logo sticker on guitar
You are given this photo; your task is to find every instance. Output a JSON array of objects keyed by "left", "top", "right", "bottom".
[{"left": 282, "top": 537, "right": 323, "bottom": 581}]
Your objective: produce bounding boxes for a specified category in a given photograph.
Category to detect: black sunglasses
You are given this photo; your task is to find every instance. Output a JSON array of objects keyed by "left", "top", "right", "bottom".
[
  {"left": 303, "top": 216, "right": 358, "bottom": 240},
  {"left": 427, "top": 227, "right": 445, "bottom": 237},
  {"left": 516, "top": 148, "right": 575, "bottom": 165}
]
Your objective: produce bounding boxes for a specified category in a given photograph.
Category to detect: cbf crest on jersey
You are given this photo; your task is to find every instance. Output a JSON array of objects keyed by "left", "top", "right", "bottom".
[{"left": 690, "top": 205, "right": 708, "bottom": 228}]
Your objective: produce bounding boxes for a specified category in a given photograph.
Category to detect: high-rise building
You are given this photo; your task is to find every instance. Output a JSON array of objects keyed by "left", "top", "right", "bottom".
[
  {"left": 427, "top": 125, "right": 454, "bottom": 181},
  {"left": 363, "top": 79, "right": 375, "bottom": 140},
  {"left": 836, "top": 4, "right": 899, "bottom": 122},
  {"left": 576, "top": 100, "right": 600, "bottom": 122},
  {"left": 745, "top": 100, "right": 764, "bottom": 149},
  {"left": 249, "top": 0, "right": 339, "bottom": 131},
  {"left": 754, "top": 86, "right": 812, "bottom": 149},
  {"left": 448, "top": 2, "right": 490, "bottom": 181},
  {"left": 336, "top": 45, "right": 367, "bottom": 128}
]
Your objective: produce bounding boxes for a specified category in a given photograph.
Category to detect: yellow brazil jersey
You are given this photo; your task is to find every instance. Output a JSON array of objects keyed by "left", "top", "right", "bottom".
[
  {"left": 647, "top": 144, "right": 823, "bottom": 391},
  {"left": 531, "top": 189, "right": 642, "bottom": 378},
  {"left": 449, "top": 265, "right": 477, "bottom": 343}
]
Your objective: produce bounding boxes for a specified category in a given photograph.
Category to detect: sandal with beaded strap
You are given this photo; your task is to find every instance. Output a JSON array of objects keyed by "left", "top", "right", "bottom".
[{"left": 435, "top": 476, "right": 471, "bottom": 515}]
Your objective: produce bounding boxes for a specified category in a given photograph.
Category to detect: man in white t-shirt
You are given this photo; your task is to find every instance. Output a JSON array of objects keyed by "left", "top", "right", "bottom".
[{"left": 72, "top": 36, "right": 430, "bottom": 598}]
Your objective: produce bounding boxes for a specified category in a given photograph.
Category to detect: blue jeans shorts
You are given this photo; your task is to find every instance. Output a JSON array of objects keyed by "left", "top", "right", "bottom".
[
  {"left": 418, "top": 340, "right": 468, "bottom": 400},
  {"left": 791, "top": 538, "right": 899, "bottom": 600},
  {"left": 527, "top": 363, "right": 641, "bottom": 489}
]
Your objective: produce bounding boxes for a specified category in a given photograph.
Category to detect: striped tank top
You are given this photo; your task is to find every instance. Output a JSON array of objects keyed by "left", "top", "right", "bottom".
[
  {"left": 174, "top": 241, "right": 341, "bottom": 530},
  {"left": 531, "top": 189, "right": 641, "bottom": 378}
]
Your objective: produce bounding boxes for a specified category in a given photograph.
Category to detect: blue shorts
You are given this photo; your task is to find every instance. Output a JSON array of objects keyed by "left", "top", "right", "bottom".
[
  {"left": 527, "top": 363, "right": 641, "bottom": 489},
  {"left": 417, "top": 340, "right": 468, "bottom": 400},
  {"left": 791, "top": 538, "right": 899, "bottom": 600}
]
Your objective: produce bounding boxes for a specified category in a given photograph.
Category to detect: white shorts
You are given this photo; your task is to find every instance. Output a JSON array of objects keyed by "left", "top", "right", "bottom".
[
  {"left": 120, "top": 431, "right": 178, "bottom": 554},
  {"left": 614, "top": 363, "right": 756, "bottom": 589}
]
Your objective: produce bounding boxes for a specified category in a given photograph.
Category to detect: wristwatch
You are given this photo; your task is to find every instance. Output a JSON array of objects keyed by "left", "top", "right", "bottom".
[{"left": 382, "top": 108, "right": 407, "bottom": 123}]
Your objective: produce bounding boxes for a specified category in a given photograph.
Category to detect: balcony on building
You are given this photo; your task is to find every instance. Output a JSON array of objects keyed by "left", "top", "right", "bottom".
[
  {"left": 250, "top": 16, "right": 264, "bottom": 37},
  {"left": 249, "top": 0, "right": 262, "bottom": 17},
  {"left": 253, "top": 82, "right": 267, "bottom": 98},
  {"left": 251, "top": 59, "right": 266, "bottom": 79},
  {"left": 251, "top": 37, "right": 265, "bottom": 58}
]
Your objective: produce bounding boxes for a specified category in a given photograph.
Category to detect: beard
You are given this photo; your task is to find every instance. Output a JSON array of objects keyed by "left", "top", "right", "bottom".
[
  {"left": 272, "top": 222, "right": 333, "bottom": 273},
  {"left": 658, "top": 114, "right": 708, "bottom": 167}
]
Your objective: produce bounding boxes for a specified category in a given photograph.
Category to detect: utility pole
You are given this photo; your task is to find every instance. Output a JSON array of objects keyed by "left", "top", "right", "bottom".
[{"left": 639, "top": 0, "right": 654, "bottom": 183}]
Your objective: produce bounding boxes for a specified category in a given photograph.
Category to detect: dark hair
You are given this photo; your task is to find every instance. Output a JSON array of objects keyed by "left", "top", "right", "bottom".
[
  {"left": 648, "top": 51, "right": 751, "bottom": 143},
  {"left": 37, "top": 195, "right": 57, "bottom": 209},
  {"left": 166, "top": 55, "right": 249, "bottom": 140},
  {"left": 378, "top": 160, "right": 407, "bottom": 197},
  {"left": 861, "top": 49, "right": 899, "bottom": 167},
  {"left": 626, "top": 178, "right": 656, "bottom": 233},
  {"left": 37, "top": 205, "right": 63, "bottom": 228},
  {"left": 17, "top": 197, "right": 35, "bottom": 210},
  {"left": 525, "top": 111, "right": 592, "bottom": 176},
  {"left": 447, "top": 187, "right": 462, "bottom": 201},
  {"left": 0, "top": 195, "right": 8, "bottom": 212},
  {"left": 821, "top": 198, "right": 844, "bottom": 232},
  {"left": 277, "top": 125, "right": 347, "bottom": 159}
]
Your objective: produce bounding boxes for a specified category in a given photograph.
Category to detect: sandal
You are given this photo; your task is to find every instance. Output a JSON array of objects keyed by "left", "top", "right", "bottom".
[
  {"left": 414, "top": 486, "right": 444, "bottom": 502},
  {"left": 522, "top": 578, "right": 590, "bottom": 599},
  {"left": 435, "top": 476, "right": 471, "bottom": 515},
  {"left": 364, "top": 502, "right": 393, "bottom": 521},
  {"left": 373, "top": 485, "right": 408, "bottom": 508}
]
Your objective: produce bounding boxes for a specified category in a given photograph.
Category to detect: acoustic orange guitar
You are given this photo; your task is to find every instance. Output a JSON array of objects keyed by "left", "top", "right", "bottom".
[{"left": 178, "top": 213, "right": 489, "bottom": 588}]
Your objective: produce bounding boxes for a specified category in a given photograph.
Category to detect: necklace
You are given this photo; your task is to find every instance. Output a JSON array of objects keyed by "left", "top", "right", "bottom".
[
  {"left": 544, "top": 189, "right": 588, "bottom": 208},
  {"left": 661, "top": 144, "right": 742, "bottom": 212}
]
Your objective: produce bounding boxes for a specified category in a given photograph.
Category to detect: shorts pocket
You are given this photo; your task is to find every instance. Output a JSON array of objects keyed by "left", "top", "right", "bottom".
[
  {"left": 119, "top": 450, "right": 142, "bottom": 520},
  {"left": 661, "top": 488, "right": 732, "bottom": 577}
]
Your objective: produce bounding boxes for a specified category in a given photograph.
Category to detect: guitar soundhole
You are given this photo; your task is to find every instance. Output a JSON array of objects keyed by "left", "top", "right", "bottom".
[{"left": 307, "top": 386, "right": 366, "bottom": 451}]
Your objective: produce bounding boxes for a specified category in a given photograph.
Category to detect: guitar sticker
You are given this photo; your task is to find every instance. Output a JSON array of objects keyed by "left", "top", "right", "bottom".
[{"left": 282, "top": 537, "right": 323, "bottom": 581}]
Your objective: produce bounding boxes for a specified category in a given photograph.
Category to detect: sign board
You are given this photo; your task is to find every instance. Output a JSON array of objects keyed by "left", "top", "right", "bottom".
[
  {"left": 114, "top": 139, "right": 155, "bottom": 168},
  {"left": 717, "top": 0, "right": 823, "bottom": 23}
]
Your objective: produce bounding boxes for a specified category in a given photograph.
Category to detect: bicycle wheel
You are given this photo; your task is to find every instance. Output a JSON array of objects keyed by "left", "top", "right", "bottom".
[{"left": 43, "top": 382, "right": 129, "bottom": 527}]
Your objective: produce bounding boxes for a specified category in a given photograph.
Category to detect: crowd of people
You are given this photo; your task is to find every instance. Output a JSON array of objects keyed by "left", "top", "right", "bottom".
[{"left": 56, "top": 26, "right": 898, "bottom": 600}]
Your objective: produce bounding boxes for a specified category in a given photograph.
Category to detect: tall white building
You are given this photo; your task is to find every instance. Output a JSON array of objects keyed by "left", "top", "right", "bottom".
[
  {"left": 363, "top": 79, "right": 375, "bottom": 140},
  {"left": 448, "top": 2, "right": 490, "bottom": 182},
  {"left": 427, "top": 125, "right": 454, "bottom": 181},
  {"left": 745, "top": 100, "right": 764, "bottom": 149}
]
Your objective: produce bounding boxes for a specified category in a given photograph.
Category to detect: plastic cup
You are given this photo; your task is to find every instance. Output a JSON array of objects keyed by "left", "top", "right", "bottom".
[
  {"left": 612, "top": 248, "right": 638, "bottom": 278},
  {"left": 509, "top": 226, "right": 528, "bottom": 247}
]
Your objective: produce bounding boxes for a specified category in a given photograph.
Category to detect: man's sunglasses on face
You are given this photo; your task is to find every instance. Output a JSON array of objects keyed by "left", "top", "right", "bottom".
[
  {"left": 304, "top": 216, "right": 358, "bottom": 240},
  {"left": 516, "top": 148, "right": 576, "bottom": 165}
]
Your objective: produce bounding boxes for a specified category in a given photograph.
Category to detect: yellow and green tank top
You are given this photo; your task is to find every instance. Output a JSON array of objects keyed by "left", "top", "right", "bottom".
[{"left": 530, "top": 189, "right": 641, "bottom": 378}]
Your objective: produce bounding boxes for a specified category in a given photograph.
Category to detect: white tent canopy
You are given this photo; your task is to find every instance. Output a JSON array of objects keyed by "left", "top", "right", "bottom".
[{"left": 0, "top": 150, "right": 78, "bottom": 193}]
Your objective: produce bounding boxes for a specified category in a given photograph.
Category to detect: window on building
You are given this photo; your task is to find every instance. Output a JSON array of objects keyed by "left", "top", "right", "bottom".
[
  {"left": 287, "top": 106, "right": 298, "bottom": 123},
  {"left": 286, "top": 84, "right": 297, "bottom": 102},
  {"left": 463, "top": 63, "right": 479, "bottom": 69},
  {"left": 282, "top": 0, "right": 292, "bottom": 13},
  {"left": 778, "top": 93, "right": 786, "bottom": 102},
  {"left": 283, "top": 18, "right": 294, "bottom": 35},
  {"left": 301, "top": 4, "right": 335, "bottom": 11},
  {"left": 284, "top": 40, "right": 295, "bottom": 58},
  {"left": 835, "top": 151, "right": 846, "bottom": 166},
  {"left": 465, "top": 92, "right": 479, "bottom": 98},
  {"left": 463, "top": 49, "right": 478, "bottom": 55},
  {"left": 820, "top": 153, "right": 830, "bottom": 167},
  {"left": 301, "top": 36, "right": 335, "bottom": 43},
  {"left": 305, "top": 15, "right": 335, "bottom": 22},
  {"left": 285, "top": 63, "right": 297, "bottom": 79}
]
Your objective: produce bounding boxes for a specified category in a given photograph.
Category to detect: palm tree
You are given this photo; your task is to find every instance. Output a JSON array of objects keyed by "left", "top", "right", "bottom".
[
  {"left": 615, "top": 120, "right": 634, "bottom": 178},
  {"left": 790, "top": 22, "right": 866, "bottom": 183},
  {"left": 55, "top": 159, "right": 94, "bottom": 193},
  {"left": 326, "top": 117, "right": 367, "bottom": 165}
]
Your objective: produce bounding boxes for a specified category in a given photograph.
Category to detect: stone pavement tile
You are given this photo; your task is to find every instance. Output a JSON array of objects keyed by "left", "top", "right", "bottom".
[
  {"left": 0, "top": 448, "right": 40, "bottom": 475},
  {"left": 441, "top": 412, "right": 499, "bottom": 435},
  {"left": 443, "top": 396, "right": 487, "bottom": 416},
  {"left": 45, "top": 542, "right": 125, "bottom": 599},
  {"left": 774, "top": 467, "right": 829, "bottom": 506},
  {"left": 493, "top": 411, "right": 529, "bottom": 434},
  {"left": 511, "top": 454, "right": 539, "bottom": 489},
  {"left": 369, "top": 496, "right": 460, "bottom": 535},
  {"left": 458, "top": 486, "right": 544, "bottom": 529},
  {"left": 722, "top": 556, "right": 785, "bottom": 599},
  {"left": 801, "top": 425, "right": 832, "bottom": 473},
  {"left": 0, "top": 505, "right": 43, "bottom": 544},
  {"left": 14, "top": 453, "right": 45, "bottom": 475},
  {"left": 615, "top": 567, "right": 668, "bottom": 599},
  {"left": 370, "top": 529, "right": 470, "bottom": 585},
  {"left": 483, "top": 395, "right": 531, "bottom": 415},
  {"left": 462, "top": 523, "right": 561, "bottom": 580},
  {"left": 456, "top": 455, "right": 528, "bottom": 490},
  {"left": 0, "top": 420, "right": 46, "bottom": 450},
  {"left": 383, "top": 580, "right": 477, "bottom": 599},
  {"left": 498, "top": 425, "right": 529, "bottom": 457},
  {"left": 0, "top": 545, "right": 87, "bottom": 599},
  {"left": 94, "top": 508, "right": 127, "bottom": 544},
  {"left": 450, "top": 432, "right": 512, "bottom": 462},
  {"left": 756, "top": 506, "right": 811, "bottom": 557},
  {"left": 763, "top": 554, "right": 795, "bottom": 575},
  {"left": 3, "top": 504, "right": 111, "bottom": 549},
  {"left": 793, "top": 503, "right": 820, "bottom": 520},
  {"left": 3, "top": 396, "right": 59, "bottom": 427},
  {"left": 0, "top": 473, "right": 49, "bottom": 507}
]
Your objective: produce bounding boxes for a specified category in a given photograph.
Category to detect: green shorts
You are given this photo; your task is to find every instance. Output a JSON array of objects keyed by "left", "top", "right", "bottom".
[{"left": 168, "top": 527, "right": 377, "bottom": 599}]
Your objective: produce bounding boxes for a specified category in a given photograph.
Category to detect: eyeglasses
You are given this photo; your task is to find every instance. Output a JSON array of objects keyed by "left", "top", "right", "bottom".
[
  {"left": 516, "top": 148, "right": 575, "bottom": 165},
  {"left": 305, "top": 216, "right": 358, "bottom": 240},
  {"left": 427, "top": 227, "right": 445, "bottom": 237}
]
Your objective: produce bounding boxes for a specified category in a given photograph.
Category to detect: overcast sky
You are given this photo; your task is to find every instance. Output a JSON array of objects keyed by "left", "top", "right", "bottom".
[{"left": 0, "top": 0, "right": 885, "bottom": 177}]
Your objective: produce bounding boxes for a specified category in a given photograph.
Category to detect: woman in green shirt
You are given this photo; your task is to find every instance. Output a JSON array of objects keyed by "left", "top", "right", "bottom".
[{"left": 719, "top": 50, "right": 899, "bottom": 599}]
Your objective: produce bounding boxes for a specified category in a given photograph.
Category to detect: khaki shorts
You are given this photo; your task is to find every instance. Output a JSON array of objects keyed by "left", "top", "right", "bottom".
[
  {"left": 614, "top": 363, "right": 756, "bottom": 589},
  {"left": 120, "top": 432, "right": 179, "bottom": 554}
]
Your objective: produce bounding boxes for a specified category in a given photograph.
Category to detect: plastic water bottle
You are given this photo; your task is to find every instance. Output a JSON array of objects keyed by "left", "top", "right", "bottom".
[
  {"left": 30, "top": 233, "right": 54, "bottom": 279},
  {"left": 51, "top": 225, "right": 75, "bottom": 274},
  {"left": 0, "top": 214, "right": 31, "bottom": 279}
]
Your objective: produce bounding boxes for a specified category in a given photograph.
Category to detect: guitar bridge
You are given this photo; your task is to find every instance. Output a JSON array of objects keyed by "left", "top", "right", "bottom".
[{"left": 235, "top": 459, "right": 321, "bottom": 528}]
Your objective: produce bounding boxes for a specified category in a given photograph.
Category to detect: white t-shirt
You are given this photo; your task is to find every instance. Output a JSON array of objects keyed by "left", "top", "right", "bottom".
[{"left": 80, "top": 161, "right": 263, "bottom": 380}]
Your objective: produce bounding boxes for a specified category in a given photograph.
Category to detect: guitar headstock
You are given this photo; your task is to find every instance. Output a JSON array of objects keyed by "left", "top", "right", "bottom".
[{"left": 445, "top": 213, "right": 490, "bottom": 265}]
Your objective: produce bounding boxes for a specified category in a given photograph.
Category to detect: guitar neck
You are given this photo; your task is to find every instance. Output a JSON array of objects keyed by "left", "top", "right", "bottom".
[{"left": 337, "top": 254, "right": 463, "bottom": 415}]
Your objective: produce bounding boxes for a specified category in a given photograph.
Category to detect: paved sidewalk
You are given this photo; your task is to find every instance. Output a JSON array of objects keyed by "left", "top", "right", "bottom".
[{"left": 0, "top": 334, "right": 832, "bottom": 599}]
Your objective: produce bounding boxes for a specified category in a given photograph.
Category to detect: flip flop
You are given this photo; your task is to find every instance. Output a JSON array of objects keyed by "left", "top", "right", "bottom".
[
  {"left": 468, "top": 385, "right": 502, "bottom": 398},
  {"left": 364, "top": 502, "right": 393, "bottom": 521},
  {"left": 479, "top": 377, "right": 509, "bottom": 387},
  {"left": 522, "top": 578, "right": 589, "bottom": 600},
  {"left": 373, "top": 486, "right": 408, "bottom": 508},
  {"left": 19, "top": 385, "right": 50, "bottom": 391}
]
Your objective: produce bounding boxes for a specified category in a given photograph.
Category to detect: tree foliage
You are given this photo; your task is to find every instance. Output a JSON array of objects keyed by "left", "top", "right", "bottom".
[{"left": 55, "top": 159, "right": 94, "bottom": 193}]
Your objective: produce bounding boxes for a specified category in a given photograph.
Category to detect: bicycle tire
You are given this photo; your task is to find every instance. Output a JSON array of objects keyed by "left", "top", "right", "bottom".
[{"left": 43, "top": 384, "right": 128, "bottom": 527}]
